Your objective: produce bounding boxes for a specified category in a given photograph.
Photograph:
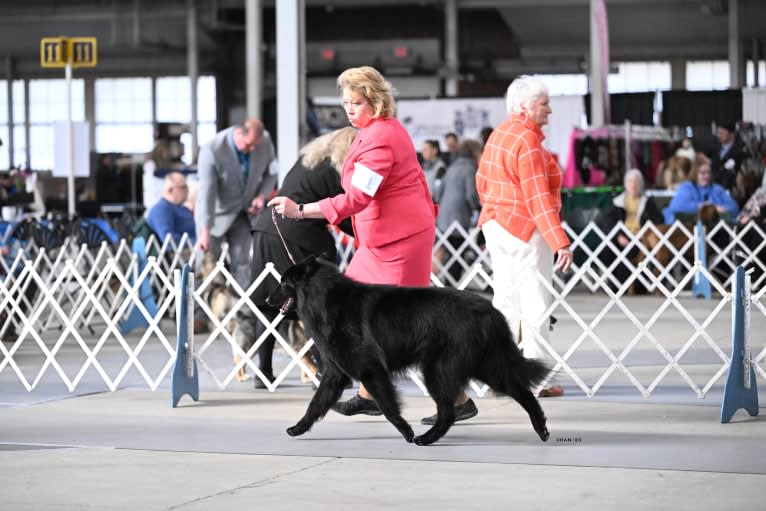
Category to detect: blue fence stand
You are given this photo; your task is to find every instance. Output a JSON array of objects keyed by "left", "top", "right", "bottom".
[
  {"left": 171, "top": 264, "right": 199, "bottom": 407},
  {"left": 120, "top": 237, "right": 159, "bottom": 334},
  {"left": 691, "top": 220, "right": 712, "bottom": 300},
  {"left": 720, "top": 266, "right": 759, "bottom": 423}
]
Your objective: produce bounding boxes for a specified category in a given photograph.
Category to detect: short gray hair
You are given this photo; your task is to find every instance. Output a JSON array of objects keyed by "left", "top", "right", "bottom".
[
  {"left": 624, "top": 168, "right": 645, "bottom": 192},
  {"left": 505, "top": 75, "right": 549, "bottom": 114}
]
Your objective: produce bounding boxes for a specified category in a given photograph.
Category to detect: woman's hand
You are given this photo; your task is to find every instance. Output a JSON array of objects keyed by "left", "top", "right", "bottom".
[
  {"left": 268, "top": 196, "right": 298, "bottom": 219},
  {"left": 555, "top": 247, "right": 573, "bottom": 273}
]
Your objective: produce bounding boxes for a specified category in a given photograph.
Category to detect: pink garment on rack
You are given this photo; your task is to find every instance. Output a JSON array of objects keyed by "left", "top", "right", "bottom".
[
  {"left": 563, "top": 129, "right": 583, "bottom": 188},
  {"left": 589, "top": 167, "right": 606, "bottom": 185}
]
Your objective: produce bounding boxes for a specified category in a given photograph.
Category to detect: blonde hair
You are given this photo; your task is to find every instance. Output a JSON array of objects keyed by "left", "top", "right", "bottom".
[
  {"left": 300, "top": 127, "right": 358, "bottom": 172},
  {"left": 688, "top": 153, "right": 712, "bottom": 182},
  {"left": 337, "top": 66, "right": 396, "bottom": 118}
]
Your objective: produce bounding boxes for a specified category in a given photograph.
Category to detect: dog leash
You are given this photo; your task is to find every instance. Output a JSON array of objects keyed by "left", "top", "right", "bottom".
[{"left": 271, "top": 207, "right": 297, "bottom": 265}]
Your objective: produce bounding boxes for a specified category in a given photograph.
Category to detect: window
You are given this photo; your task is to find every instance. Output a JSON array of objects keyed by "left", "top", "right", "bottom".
[
  {"left": 13, "top": 80, "right": 26, "bottom": 169},
  {"left": 746, "top": 60, "right": 766, "bottom": 88},
  {"left": 0, "top": 80, "right": 7, "bottom": 169},
  {"left": 95, "top": 77, "right": 153, "bottom": 154},
  {"left": 686, "top": 61, "right": 730, "bottom": 91},
  {"left": 157, "top": 76, "right": 217, "bottom": 164},
  {"left": 534, "top": 74, "right": 588, "bottom": 96},
  {"left": 608, "top": 62, "right": 671, "bottom": 93},
  {"left": 28, "top": 79, "right": 85, "bottom": 170}
]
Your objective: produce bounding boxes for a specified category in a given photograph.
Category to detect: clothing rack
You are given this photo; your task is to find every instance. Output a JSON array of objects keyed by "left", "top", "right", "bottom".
[{"left": 573, "top": 121, "right": 678, "bottom": 173}]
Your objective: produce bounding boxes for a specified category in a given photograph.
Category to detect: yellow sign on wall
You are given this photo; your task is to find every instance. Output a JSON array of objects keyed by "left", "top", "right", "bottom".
[{"left": 40, "top": 37, "right": 98, "bottom": 68}]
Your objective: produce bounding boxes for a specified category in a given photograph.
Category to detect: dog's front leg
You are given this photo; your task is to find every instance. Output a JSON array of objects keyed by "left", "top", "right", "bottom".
[{"left": 287, "top": 366, "right": 350, "bottom": 437}]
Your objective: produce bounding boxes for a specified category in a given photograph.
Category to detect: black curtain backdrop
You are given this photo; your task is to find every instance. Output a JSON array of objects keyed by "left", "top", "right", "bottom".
[
  {"left": 661, "top": 90, "right": 742, "bottom": 127},
  {"left": 584, "top": 92, "right": 655, "bottom": 125}
]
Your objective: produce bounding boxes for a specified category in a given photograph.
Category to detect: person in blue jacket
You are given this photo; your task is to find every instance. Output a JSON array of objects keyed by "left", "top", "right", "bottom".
[
  {"left": 663, "top": 154, "right": 738, "bottom": 224},
  {"left": 146, "top": 171, "right": 196, "bottom": 245}
]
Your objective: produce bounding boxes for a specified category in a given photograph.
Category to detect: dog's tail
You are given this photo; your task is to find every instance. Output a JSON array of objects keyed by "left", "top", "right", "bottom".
[
  {"left": 483, "top": 308, "right": 552, "bottom": 392},
  {"left": 523, "top": 357, "right": 550, "bottom": 388}
]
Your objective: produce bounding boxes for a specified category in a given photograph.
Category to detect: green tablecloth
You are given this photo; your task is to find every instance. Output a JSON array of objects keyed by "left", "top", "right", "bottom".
[{"left": 561, "top": 186, "right": 622, "bottom": 218}]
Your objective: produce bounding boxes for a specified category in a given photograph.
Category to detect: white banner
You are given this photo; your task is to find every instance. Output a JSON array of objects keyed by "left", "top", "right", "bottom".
[
  {"left": 397, "top": 97, "right": 506, "bottom": 151},
  {"left": 397, "top": 96, "right": 584, "bottom": 166}
]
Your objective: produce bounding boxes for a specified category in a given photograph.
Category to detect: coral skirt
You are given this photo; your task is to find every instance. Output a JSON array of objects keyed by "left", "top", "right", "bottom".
[{"left": 345, "top": 226, "right": 435, "bottom": 288}]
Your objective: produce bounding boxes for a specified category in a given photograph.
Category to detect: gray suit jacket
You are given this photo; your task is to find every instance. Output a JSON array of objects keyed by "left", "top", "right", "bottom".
[
  {"left": 195, "top": 126, "right": 278, "bottom": 237},
  {"left": 435, "top": 156, "right": 481, "bottom": 232}
]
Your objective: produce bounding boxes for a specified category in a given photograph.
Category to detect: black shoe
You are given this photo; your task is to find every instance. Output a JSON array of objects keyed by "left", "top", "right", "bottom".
[
  {"left": 420, "top": 398, "right": 478, "bottom": 425},
  {"left": 253, "top": 371, "right": 276, "bottom": 389},
  {"left": 331, "top": 394, "right": 382, "bottom": 416}
]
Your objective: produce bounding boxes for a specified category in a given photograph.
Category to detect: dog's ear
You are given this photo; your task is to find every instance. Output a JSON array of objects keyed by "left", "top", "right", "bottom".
[{"left": 303, "top": 254, "right": 319, "bottom": 276}]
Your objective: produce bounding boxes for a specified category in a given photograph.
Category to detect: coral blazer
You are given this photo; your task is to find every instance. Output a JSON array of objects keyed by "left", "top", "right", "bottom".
[
  {"left": 476, "top": 113, "right": 570, "bottom": 253},
  {"left": 318, "top": 117, "right": 436, "bottom": 248}
]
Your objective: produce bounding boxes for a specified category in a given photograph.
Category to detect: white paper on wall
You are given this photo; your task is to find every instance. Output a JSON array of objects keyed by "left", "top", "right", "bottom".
[{"left": 53, "top": 121, "right": 90, "bottom": 178}]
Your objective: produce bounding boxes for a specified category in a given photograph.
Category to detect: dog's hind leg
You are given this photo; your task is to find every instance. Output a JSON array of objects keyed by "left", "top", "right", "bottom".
[
  {"left": 361, "top": 373, "right": 414, "bottom": 443},
  {"left": 517, "top": 389, "right": 550, "bottom": 442},
  {"left": 286, "top": 366, "right": 351, "bottom": 437},
  {"left": 501, "top": 385, "right": 550, "bottom": 442}
]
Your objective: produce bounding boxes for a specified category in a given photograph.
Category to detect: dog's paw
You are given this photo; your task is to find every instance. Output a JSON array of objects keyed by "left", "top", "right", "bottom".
[
  {"left": 413, "top": 434, "right": 435, "bottom": 446},
  {"left": 286, "top": 422, "right": 310, "bottom": 437},
  {"left": 537, "top": 427, "right": 550, "bottom": 442}
]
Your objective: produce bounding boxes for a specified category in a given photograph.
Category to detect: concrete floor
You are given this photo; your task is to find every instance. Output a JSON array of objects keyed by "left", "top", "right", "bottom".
[
  {"left": 1, "top": 290, "right": 765, "bottom": 510},
  {"left": 1, "top": 375, "right": 764, "bottom": 511}
]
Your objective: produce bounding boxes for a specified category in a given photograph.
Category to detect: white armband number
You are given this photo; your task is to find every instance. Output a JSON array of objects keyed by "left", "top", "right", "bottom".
[{"left": 351, "top": 162, "right": 384, "bottom": 197}]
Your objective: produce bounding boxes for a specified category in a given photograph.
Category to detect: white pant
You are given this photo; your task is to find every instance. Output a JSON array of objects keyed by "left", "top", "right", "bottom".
[{"left": 483, "top": 220, "right": 553, "bottom": 360}]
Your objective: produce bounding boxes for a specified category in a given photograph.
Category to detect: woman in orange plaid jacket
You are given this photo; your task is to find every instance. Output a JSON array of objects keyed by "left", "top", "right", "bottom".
[{"left": 476, "top": 75, "right": 572, "bottom": 398}]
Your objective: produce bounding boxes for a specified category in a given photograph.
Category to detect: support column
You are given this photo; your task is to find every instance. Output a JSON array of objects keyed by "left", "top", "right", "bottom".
[
  {"left": 151, "top": 76, "right": 157, "bottom": 127},
  {"left": 5, "top": 57, "right": 14, "bottom": 168},
  {"left": 133, "top": 0, "right": 141, "bottom": 47},
  {"left": 444, "top": 0, "right": 458, "bottom": 97},
  {"left": 298, "top": 1, "right": 307, "bottom": 145},
  {"left": 246, "top": 0, "right": 262, "bottom": 119},
  {"left": 24, "top": 79, "right": 30, "bottom": 169},
  {"left": 589, "top": 0, "right": 610, "bottom": 127},
  {"left": 187, "top": 0, "right": 199, "bottom": 160},
  {"left": 728, "top": 0, "right": 743, "bottom": 89},
  {"left": 84, "top": 77, "right": 96, "bottom": 157},
  {"left": 670, "top": 58, "right": 686, "bottom": 90},
  {"left": 752, "top": 39, "right": 760, "bottom": 88},
  {"left": 276, "top": 0, "right": 302, "bottom": 185}
]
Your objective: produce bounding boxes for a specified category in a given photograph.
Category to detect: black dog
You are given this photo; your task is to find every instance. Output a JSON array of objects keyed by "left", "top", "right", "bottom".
[{"left": 266, "top": 256, "right": 551, "bottom": 446}]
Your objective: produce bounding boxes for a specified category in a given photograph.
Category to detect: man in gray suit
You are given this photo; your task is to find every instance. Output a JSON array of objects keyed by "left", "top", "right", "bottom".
[{"left": 196, "top": 118, "right": 278, "bottom": 291}]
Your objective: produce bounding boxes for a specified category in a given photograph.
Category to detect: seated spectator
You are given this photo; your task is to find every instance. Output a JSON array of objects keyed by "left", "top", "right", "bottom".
[
  {"left": 146, "top": 171, "right": 196, "bottom": 246},
  {"left": 594, "top": 168, "right": 663, "bottom": 292},
  {"left": 736, "top": 172, "right": 766, "bottom": 225},
  {"left": 736, "top": 181, "right": 766, "bottom": 282},
  {"left": 663, "top": 154, "right": 738, "bottom": 224},
  {"left": 658, "top": 154, "right": 692, "bottom": 191},
  {"left": 674, "top": 136, "right": 696, "bottom": 161},
  {"left": 420, "top": 139, "right": 446, "bottom": 202}
]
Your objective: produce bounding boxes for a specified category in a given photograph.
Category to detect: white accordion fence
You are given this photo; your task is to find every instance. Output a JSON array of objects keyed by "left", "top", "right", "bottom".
[{"left": 1, "top": 220, "right": 765, "bottom": 399}]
